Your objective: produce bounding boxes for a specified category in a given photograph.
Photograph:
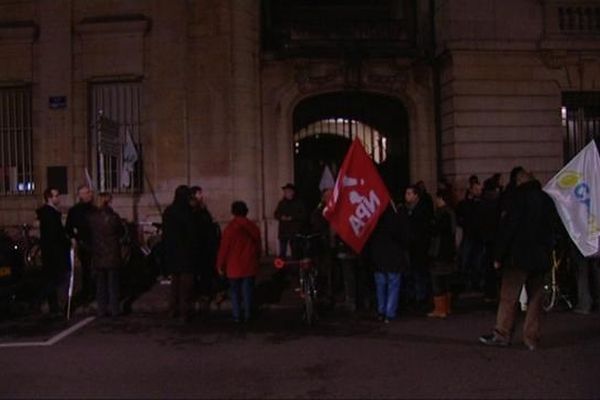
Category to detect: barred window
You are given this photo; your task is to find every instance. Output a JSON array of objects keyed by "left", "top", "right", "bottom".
[
  {"left": 562, "top": 91, "right": 600, "bottom": 161},
  {"left": 89, "top": 81, "right": 143, "bottom": 193},
  {"left": 0, "top": 86, "right": 34, "bottom": 195}
]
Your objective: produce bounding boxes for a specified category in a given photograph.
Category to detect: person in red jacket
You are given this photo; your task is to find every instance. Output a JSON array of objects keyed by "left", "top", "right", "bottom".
[{"left": 216, "top": 201, "right": 262, "bottom": 323}]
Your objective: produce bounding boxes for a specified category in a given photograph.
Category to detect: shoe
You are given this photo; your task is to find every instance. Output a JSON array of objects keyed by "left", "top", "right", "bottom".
[
  {"left": 383, "top": 318, "right": 390, "bottom": 324},
  {"left": 524, "top": 341, "right": 537, "bottom": 351},
  {"left": 427, "top": 296, "right": 448, "bottom": 318},
  {"left": 376, "top": 313, "right": 385, "bottom": 322},
  {"left": 479, "top": 333, "right": 510, "bottom": 347},
  {"left": 573, "top": 308, "right": 590, "bottom": 315}
]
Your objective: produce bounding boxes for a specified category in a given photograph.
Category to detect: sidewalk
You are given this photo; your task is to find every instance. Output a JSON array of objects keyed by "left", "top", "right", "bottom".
[{"left": 130, "top": 256, "right": 293, "bottom": 314}]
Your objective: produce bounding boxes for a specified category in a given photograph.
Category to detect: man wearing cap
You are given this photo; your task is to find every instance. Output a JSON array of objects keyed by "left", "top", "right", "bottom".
[{"left": 274, "top": 183, "right": 307, "bottom": 258}]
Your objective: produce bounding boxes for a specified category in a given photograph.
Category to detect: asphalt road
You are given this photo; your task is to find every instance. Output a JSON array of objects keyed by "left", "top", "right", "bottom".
[{"left": 0, "top": 299, "right": 598, "bottom": 399}]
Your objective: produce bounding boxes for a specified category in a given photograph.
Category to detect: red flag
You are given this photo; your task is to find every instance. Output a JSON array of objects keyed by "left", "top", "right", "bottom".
[{"left": 323, "top": 138, "right": 391, "bottom": 253}]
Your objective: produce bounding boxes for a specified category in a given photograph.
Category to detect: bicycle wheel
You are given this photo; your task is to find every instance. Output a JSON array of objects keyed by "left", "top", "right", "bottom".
[
  {"left": 303, "top": 272, "right": 317, "bottom": 326},
  {"left": 542, "top": 270, "right": 557, "bottom": 312},
  {"left": 24, "top": 240, "right": 42, "bottom": 270}
]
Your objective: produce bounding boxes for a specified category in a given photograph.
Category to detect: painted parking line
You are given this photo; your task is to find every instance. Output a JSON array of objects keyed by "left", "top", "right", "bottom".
[{"left": 0, "top": 316, "right": 96, "bottom": 348}]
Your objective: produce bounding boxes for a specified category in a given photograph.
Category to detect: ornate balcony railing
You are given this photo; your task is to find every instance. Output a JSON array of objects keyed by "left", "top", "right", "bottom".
[
  {"left": 558, "top": 4, "right": 600, "bottom": 33},
  {"left": 264, "top": 18, "right": 415, "bottom": 57},
  {"left": 544, "top": 1, "right": 600, "bottom": 38}
]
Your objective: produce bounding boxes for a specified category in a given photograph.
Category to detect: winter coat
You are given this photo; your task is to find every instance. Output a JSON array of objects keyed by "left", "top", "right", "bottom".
[
  {"left": 429, "top": 205, "right": 457, "bottom": 275},
  {"left": 36, "top": 204, "right": 70, "bottom": 276},
  {"left": 310, "top": 201, "right": 335, "bottom": 254},
  {"left": 65, "top": 201, "right": 95, "bottom": 249},
  {"left": 473, "top": 190, "right": 500, "bottom": 244},
  {"left": 406, "top": 200, "right": 433, "bottom": 270},
  {"left": 89, "top": 206, "right": 125, "bottom": 270},
  {"left": 456, "top": 196, "right": 483, "bottom": 240},
  {"left": 367, "top": 207, "right": 410, "bottom": 273},
  {"left": 216, "top": 216, "right": 261, "bottom": 279},
  {"left": 494, "top": 180, "right": 556, "bottom": 273},
  {"left": 192, "top": 206, "right": 220, "bottom": 270},
  {"left": 274, "top": 197, "right": 307, "bottom": 239},
  {"left": 162, "top": 201, "right": 197, "bottom": 274}
]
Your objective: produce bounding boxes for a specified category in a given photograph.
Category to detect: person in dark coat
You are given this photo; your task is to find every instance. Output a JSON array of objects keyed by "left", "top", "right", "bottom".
[
  {"left": 405, "top": 184, "right": 433, "bottom": 305},
  {"left": 274, "top": 183, "right": 307, "bottom": 258},
  {"left": 480, "top": 170, "right": 556, "bottom": 351},
  {"left": 66, "top": 184, "right": 95, "bottom": 306},
  {"left": 162, "top": 185, "right": 197, "bottom": 322},
  {"left": 427, "top": 190, "right": 457, "bottom": 318},
  {"left": 309, "top": 188, "right": 336, "bottom": 304},
  {"left": 456, "top": 179, "right": 485, "bottom": 292},
  {"left": 216, "top": 201, "right": 262, "bottom": 323},
  {"left": 190, "top": 186, "right": 220, "bottom": 308},
  {"left": 88, "top": 192, "right": 124, "bottom": 317},
  {"left": 367, "top": 206, "right": 410, "bottom": 322},
  {"left": 36, "top": 187, "right": 71, "bottom": 315},
  {"left": 478, "top": 175, "right": 503, "bottom": 302}
]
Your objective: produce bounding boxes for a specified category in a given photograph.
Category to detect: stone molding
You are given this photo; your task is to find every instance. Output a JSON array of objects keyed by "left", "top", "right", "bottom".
[
  {"left": 75, "top": 15, "right": 151, "bottom": 37},
  {"left": 0, "top": 21, "right": 38, "bottom": 43},
  {"left": 293, "top": 59, "right": 413, "bottom": 94}
]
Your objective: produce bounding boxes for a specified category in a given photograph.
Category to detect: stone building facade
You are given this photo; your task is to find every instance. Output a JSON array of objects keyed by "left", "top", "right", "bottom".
[{"left": 0, "top": 0, "right": 598, "bottom": 253}]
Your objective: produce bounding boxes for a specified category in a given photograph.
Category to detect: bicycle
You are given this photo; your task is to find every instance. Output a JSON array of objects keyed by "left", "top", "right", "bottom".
[
  {"left": 274, "top": 233, "right": 320, "bottom": 326},
  {"left": 15, "top": 224, "right": 42, "bottom": 271},
  {"left": 543, "top": 250, "right": 573, "bottom": 312},
  {"left": 0, "top": 224, "right": 44, "bottom": 315}
]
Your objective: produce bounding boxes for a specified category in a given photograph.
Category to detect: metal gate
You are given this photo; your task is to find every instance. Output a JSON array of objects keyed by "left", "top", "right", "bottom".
[
  {"left": 294, "top": 118, "right": 387, "bottom": 163},
  {"left": 562, "top": 91, "right": 600, "bottom": 161},
  {"left": 0, "top": 86, "right": 33, "bottom": 195}
]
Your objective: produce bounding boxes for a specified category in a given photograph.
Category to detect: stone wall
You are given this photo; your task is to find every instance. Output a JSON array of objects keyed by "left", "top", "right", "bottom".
[
  {"left": 436, "top": 0, "right": 600, "bottom": 191},
  {"left": 0, "top": 0, "right": 598, "bottom": 253}
]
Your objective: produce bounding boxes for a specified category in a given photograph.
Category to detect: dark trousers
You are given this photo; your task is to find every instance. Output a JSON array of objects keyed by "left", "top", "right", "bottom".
[
  {"left": 39, "top": 262, "right": 68, "bottom": 314},
  {"left": 229, "top": 277, "right": 255, "bottom": 321},
  {"left": 461, "top": 237, "right": 485, "bottom": 291},
  {"left": 169, "top": 272, "right": 194, "bottom": 319},
  {"left": 316, "top": 249, "right": 334, "bottom": 303},
  {"left": 482, "top": 243, "right": 500, "bottom": 299},
  {"left": 432, "top": 273, "right": 449, "bottom": 296},
  {"left": 41, "top": 271, "right": 66, "bottom": 313},
  {"left": 339, "top": 257, "right": 358, "bottom": 309},
  {"left": 96, "top": 269, "right": 120, "bottom": 317},
  {"left": 78, "top": 249, "right": 94, "bottom": 304},
  {"left": 494, "top": 266, "right": 545, "bottom": 345},
  {"left": 412, "top": 268, "right": 431, "bottom": 302}
]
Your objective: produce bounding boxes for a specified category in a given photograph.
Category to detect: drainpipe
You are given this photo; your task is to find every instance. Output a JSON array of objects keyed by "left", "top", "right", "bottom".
[
  {"left": 430, "top": 0, "right": 443, "bottom": 182},
  {"left": 258, "top": 3, "right": 269, "bottom": 255}
]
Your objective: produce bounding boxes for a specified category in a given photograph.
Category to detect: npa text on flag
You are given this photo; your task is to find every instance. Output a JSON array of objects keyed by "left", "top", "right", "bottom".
[{"left": 323, "top": 138, "right": 391, "bottom": 253}]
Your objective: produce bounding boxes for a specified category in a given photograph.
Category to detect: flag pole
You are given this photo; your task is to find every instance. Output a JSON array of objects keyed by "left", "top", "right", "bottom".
[{"left": 66, "top": 247, "right": 75, "bottom": 320}]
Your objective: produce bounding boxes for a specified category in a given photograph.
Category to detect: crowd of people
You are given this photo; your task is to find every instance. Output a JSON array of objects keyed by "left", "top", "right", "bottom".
[
  {"left": 32, "top": 168, "right": 599, "bottom": 349},
  {"left": 35, "top": 184, "right": 221, "bottom": 322}
]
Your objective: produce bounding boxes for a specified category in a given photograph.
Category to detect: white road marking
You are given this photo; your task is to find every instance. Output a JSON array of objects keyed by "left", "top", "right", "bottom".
[{"left": 0, "top": 316, "right": 96, "bottom": 348}]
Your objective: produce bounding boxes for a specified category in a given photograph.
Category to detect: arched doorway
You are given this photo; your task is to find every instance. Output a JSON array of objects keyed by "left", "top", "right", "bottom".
[{"left": 293, "top": 92, "right": 409, "bottom": 210}]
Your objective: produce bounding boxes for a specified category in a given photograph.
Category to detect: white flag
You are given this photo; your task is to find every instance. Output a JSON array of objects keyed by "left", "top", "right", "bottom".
[
  {"left": 121, "top": 128, "right": 139, "bottom": 188},
  {"left": 319, "top": 165, "right": 335, "bottom": 191},
  {"left": 544, "top": 140, "right": 600, "bottom": 257},
  {"left": 84, "top": 167, "right": 94, "bottom": 191}
]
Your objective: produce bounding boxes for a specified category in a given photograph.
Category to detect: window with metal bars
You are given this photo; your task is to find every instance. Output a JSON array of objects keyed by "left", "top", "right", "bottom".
[
  {"left": 562, "top": 91, "right": 600, "bottom": 162},
  {"left": 89, "top": 81, "right": 143, "bottom": 193},
  {"left": 0, "top": 86, "right": 34, "bottom": 196}
]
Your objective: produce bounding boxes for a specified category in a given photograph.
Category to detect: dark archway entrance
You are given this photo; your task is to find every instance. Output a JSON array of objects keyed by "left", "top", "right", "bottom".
[{"left": 293, "top": 91, "right": 409, "bottom": 210}]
